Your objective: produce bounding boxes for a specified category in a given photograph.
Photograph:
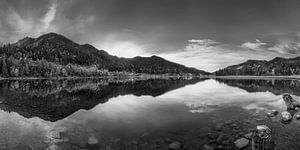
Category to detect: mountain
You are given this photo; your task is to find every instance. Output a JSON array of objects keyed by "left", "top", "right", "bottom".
[
  {"left": 0, "top": 41, "right": 3, "bottom": 47},
  {"left": 0, "top": 33, "right": 209, "bottom": 78},
  {"left": 214, "top": 56, "right": 300, "bottom": 76}
]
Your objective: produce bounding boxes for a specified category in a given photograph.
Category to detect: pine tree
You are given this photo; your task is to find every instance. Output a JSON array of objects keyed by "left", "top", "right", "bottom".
[{"left": 2, "top": 56, "right": 9, "bottom": 77}]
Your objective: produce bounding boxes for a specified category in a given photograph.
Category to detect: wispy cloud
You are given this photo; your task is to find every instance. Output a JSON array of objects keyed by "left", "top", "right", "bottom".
[
  {"left": 3, "top": 0, "right": 58, "bottom": 42},
  {"left": 40, "top": 0, "right": 57, "bottom": 32},
  {"left": 242, "top": 39, "right": 267, "bottom": 50},
  {"left": 161, "top": 36, "right": 299, "bottom": 72}
]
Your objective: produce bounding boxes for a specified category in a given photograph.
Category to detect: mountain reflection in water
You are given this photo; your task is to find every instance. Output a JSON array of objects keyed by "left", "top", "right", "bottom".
[
  {"left": 0, "top": 78, "right": 300, "bottom": 150},
  {"left": 0, "top": 78, "right": 204, "bottom": 122}
]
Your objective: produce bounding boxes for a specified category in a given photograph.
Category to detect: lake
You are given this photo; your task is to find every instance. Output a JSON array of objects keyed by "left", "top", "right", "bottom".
[{"left": 0, "top": 78, "right": 300, "bottom": 150}]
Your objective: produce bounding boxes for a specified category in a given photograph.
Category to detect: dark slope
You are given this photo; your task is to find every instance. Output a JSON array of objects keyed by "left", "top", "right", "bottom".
[
  {"left": 214, "top": 57, "right": 300, "bottom": 76},
  {"left": 10, "top": 32, "right": 209, "bottom": 75}
]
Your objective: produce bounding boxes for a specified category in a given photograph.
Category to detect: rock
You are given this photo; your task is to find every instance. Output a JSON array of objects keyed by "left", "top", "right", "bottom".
[
  {"left": 88, "top": 136, "right": 99, "bottom": 145},
  {"left": 252, "top": 125, "right": 273, "bottom": 150},
  {"left": 244, "top": 132, "right": 253, "bottom": 139},
  {"left": 169, "top": 141, "right": 181, "bottom": 150},
  {"left": 283, "top": 94, "right": 300, "bottom": 110},
  {"left": 296, "top": 114, "right": 300, "bottom": 120},
  {"left": 216, "top": 134, "right": 226, "bottom": 144},
  {"left": 267, "top": 110, "right": 278, "bottom": 117},
  {"left": 225, "top": 120, "right": 233, "bottom": 125},
  {"left": 222, "top": 140, "right": 230, "bottom": 146},
  {"left": 204, "top": 144, "right": 215, "bottom": 150},
  {"left": 281, "top": 111, "right": 292, "bottom": 122},
  {"left": 230, "top": 123, "right": 238, "bottom": 129},
  {"left": 256, "top": 125, "right": 271, "bottom": 139},
  {"left": 207, "top": 133, "right": 218, "bottom": 139},
  {"left": 271, "top": 109, "right": 279, "bottom": 115},
  {"left": 164, "top": 138, "right": 171, "bottom": 143},
  {"left": 215, "top": 123, "right": 224, "bottom": 131},
  {"left": 217, "top": 145, "right": 224, "bottom": 149},
  {"left": 267, "top": 112, "right": 274, "bottom": 117},
  {"left": 234, "top": 138, "right": 249, "bottom": 149}
]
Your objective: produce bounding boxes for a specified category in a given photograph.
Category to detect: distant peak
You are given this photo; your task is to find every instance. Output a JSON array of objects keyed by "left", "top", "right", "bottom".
[
  {"left": 271, "top": 57, "right": 284, "bottom": 61},
  {"left": 15, "top": 37, "right": 35, "bottom": 47},
  {"left": 37, "top": 32, "right": 66, "bottom": 40},
  {"left": 36, "top": 32, "right": 77, "bottom": 46},
  {"left": 81, "top": 43, "right": 95, "bottom": 49},
  {"left": 150, "top": 55, "right": 163, "bottom": 59}
]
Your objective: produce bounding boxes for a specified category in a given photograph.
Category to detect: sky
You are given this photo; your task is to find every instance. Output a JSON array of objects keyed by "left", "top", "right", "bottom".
[{"left": 1, "top": 0, "right": 300, "bottom": 72}]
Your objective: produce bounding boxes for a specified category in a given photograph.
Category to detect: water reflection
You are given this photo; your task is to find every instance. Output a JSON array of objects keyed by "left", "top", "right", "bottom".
[
  {"left": 216, "top": 78, "right": 300, "bottom": 96},
  {"left": 0, "top": 78, "right": 204, "bottom": 122},
  {"left": 0, "top": 78, "right": 300, "bottom": 149}
]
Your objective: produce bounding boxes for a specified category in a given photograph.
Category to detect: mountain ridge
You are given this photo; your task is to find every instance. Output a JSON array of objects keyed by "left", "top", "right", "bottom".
[
  {"left": 214, "top": 56, "right": 300, "bottom": 76},
  {"left": 0, "top": 32, "right": 210, "bottom": 78}
]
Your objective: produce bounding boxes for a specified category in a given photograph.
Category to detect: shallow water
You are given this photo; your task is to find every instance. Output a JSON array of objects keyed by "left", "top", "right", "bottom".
[{"left": 0, "top": 78, "right": 300, "bottom": 149}]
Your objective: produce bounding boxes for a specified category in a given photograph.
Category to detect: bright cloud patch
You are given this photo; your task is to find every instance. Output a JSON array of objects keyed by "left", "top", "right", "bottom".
[
  {"left": 4, "top": 0, "right": 58, "bottom": 42},
  {"left": 242, "top": 39, "right": 267, "bottom": 50},
  {"left": 161, "top": 38, "right": 297, "bottom": 72}
]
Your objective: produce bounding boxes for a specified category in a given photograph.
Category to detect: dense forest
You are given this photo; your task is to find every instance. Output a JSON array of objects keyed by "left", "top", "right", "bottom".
[
  {"left": 0, "top": 33, "right": 208, "bottom": 78},
  {"left": 214, "top": 57, "right": 300, "bottom": 76}
]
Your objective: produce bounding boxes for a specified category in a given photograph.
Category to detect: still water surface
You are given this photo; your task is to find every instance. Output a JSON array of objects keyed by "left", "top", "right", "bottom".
[{"left": 0, "top": 78, "right": 300, "bottom": 149}]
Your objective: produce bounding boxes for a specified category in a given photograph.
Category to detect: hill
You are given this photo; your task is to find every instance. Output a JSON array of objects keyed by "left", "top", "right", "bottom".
[
  {"left": 0, "top": 33, "right": 209, "bottom": 78},
  {"left": 214, "top": 57, "right": 300, "bottom": 76}
]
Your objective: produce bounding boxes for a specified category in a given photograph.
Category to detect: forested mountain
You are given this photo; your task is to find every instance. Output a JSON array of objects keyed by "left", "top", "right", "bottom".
[
  {"left": 214, "top": 57, "right": 300, "bottom": 76},
  {"left": 0, "top": 33, "right": 209, "bottom": 78}
]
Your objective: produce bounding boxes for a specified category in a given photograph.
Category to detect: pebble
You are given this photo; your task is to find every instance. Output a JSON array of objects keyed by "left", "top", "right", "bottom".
[
  {"left": 271, "top": 109, "right": 279, "bottom": 115},
  {"left": 225, "top": 120, "right": 233, "bottom": 125},
  {"left": 222, "top": 140, "right": 230, "bottom": 146},
  {"left": 204, "top": 144, "right": 215, "bottom": 150},
  {"left": 88, "top": 136, "right": 99, "bottom": 145},
  {"left": 215, "top": 123, "right": 224, "bottom": 131},
  {"left": 169, "top": 141, "right": 181, "bottom": 150},
  {"left": 244, "top": 132, "right": 253, "bottom": 139},
  {"left": 234, "top": 138, "right": 249, "bottom": 149},
  {"left": 216, "top": 134, "right": 226, "bottom": 144},
  {"left": 208, "top": 133, "right": 218, "bottom": 139},
  {"left": 281, "top": 111, "right": 292, "bottom": 122},
  {"left": 296, "top": 114, "right": 300, "bottom": 120}
]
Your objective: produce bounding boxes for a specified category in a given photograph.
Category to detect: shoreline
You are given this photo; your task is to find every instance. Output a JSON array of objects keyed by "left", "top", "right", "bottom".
[
  {"left": 0, "top": 75, "right": 196, "bottom": 80},
  {"left": 1, "top": 75, "right": 300, "bottom": 80},
  {"left": 211, "top": 75, "right": 300, "bottom": 80}
]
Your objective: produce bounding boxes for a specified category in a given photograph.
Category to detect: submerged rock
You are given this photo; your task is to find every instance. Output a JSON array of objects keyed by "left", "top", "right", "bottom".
[
  {"left": 169, "top": 141, "right": 181, "bottom": 150},
  {"left": 255, "top": 125, "right": 271, "bottom": 139},
  {"left": 244, "top": 132, "right": 253, "bottom": 139},
  {"left": 281, "top": 111, "right": 292, "bottom": 122},
  {"left": 267, "top": 109, "right": 279, "bottom": 117},
  {"left": 215, "top": 123, "right": 224, "bottom": 131},
  {"left": 271, "top": 109, "right": 278, "bottom": 115},
  {"left": 88, "top": 136, "right": 99, "bottom": 145},
  {"left": 234, "top": 138, "right": 249, "bottom": 149},
  {"left": 252, "top": 125, "right": 274, "bottom": 150},
  {"left": 216, "top": 134, "right": 226, "bottom": 144},
  {"left": 203, "top": 144, "right": 215, "bottom": 150},
  {"left": 283, "top": 94, "right": 300, "bottom": 110},
  {"left": 296, "top": 114, "right": 300, "bottom": 120}
]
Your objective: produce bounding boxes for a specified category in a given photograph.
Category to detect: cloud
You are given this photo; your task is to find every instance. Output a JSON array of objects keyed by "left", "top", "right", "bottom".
[
  {"left": 267, "top": 39, "right": 300, "bottom": 54},
  {"left": 40, "top": 0, "right": 57, "bottom": 31},
  {"left": 161, "top": 38, "right": 297, "bottom": 72},
  {"left": 241, "top": 39, "right": 267, "bottom": 50},
  {"left": 185, "top": 39, "right": 220, "bottom": 51},
  {"left": 3, "top": 0, "right": 58, "bottom": 42}
]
